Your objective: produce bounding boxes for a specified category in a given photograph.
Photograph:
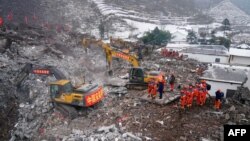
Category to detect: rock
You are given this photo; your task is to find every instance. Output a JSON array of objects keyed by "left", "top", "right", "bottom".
[
  {"left": 122, "top": 132, "right": 142, "bottom": 141},
  {"left": 19, "top": 103, "right": 25, "bottom": 108},
  {"left": 96, "top": 124, "right": 116, "bottom": 134},
  {"left": 144, "top": 136, "right": 152, "bottom": 141},
  {"left": 27, "top": 113, "right": 34, "bottom": 121},
  {"left": 229, "top": 105, "right": 236, "bottom": 112},
  {"left": 236, "top": 114, "right": 246, "bottom": 122},
  {"left": 226, "top": 121, "right": 236, "bottom": 125},
  {"left": 201, "top": 137, "right": 212, "bottom": 141},
  {"left": 180, "top": 136, "right": 187, "bottom": 141},
  {"left": 72, "top": 129, "right": 84, "bottom": 135},
  {"left": 109, "top": 87, "right": 127, "bottom": 95},
  {"left": 156, "top": 120, "right": 164, "bottom": 125},
  {"left": 225, "top": 113, "right": 230, "bottom": 120}
]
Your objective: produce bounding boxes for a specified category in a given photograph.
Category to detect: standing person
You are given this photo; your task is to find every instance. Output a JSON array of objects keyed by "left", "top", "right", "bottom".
[
  {"left": 186, "top": 85, "right": 194, "bottom": 108},
  {"left": 148, "top": 80, "right": 157, "bottom": 99},
  {"left": 147, "top": 80, "right": 154, "bottom": 98},
  {"left": 151, "top": 80, "right": 158, "bottom": 100},
  {"left": 169, "top": 73, "right": 175, "bottom": 92},
  {"left": 200, "top": 88, "right": 208, "bottom": 106},
  {"left": 158, "top": 76, "right": 165, "bottom": 99},
  {"left": 180, "top": 86, "right": 188, "bottom": 109},
  {"left": 214, "top": 89, "right": 224, "bottom": 110}
]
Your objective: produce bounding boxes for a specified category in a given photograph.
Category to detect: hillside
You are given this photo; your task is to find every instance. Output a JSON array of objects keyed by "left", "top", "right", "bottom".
[
  {"left": 231, "top": 0, "right": 250, "bottom": 15},
  {"left": 208, "top": 0, "right": 250, "bottom": 25}
]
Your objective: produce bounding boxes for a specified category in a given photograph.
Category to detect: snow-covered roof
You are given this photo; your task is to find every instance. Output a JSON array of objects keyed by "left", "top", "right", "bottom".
[
  {"left": 229, "top": 48, "right": 250, "bottom": 57},
  {"left": 236, "top": 44, "right": 250, "bottom": 49},
  {"left": 181, "top": 45, "right": 229, "bottom": 56},
  {"left": 215, "top": 31, "right": 226, "bottom": 38},
  {"left": 202, "top": 63, "right": 249, "bottom": 83},
  {"left": 171, "top": 31, "right": 187, "bottom": 42}
]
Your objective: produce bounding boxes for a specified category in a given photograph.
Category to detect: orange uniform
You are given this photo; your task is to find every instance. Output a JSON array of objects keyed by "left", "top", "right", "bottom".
[
  {"left": 180, "top": 95, "right": 187, "bottom": 109},
  {"left": 200, "top": 89, "right": 208, "bottom": 106},
  {"left": 214, "top": 90, "right": 224, "bottom": 110},
  {"left": 180, "top": 87, "right": 188, "bottom": 109},
  {"left": 148, "top": 81, "right": 157, "bottom": 99},
  {"left": 187, "top": 91, "right": 194, "bottom": 108},
  {"left": 197, "top": 89, "right": 203, "bottom": 106},
  {"left": 214, "top": 100, "right": 221, "bottom": 109}
]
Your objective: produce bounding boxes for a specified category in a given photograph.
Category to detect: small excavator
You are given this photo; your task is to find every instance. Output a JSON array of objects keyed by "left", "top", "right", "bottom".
[
  {"left": 14, "top": 63, "right": 104, "bottom": 118},
  {"left": 82, "top": 38, "right": 165, "bottom": 89}
]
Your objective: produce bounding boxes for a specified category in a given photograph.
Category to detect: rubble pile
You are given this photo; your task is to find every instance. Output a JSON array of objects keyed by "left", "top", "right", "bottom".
[
  {"left": 10, "top": 78, "right": 53, "bottom": 141},
  {"left": 0, "top": 54, "right": 19, "bottom": 140},
  {"left": 45, "top": 124, "right": 143, "bottom": 141},
  {"left": 1, "top": 24, "right": 109, "bottom": 140},
  {"left": 233, "top": 87, "right": 250, "bottom": 105}
]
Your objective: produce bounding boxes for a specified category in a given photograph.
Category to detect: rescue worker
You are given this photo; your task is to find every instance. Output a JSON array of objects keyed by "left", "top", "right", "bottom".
[
  {"left": 186, "top": 85, "right": 194, "bottom": 108},
  {"left": 148, "top": 80, "right": 157, "bottom": 99},
  {"left": 193, "top": 84, "right": 200, "bottom": 105},
  {"left": 169, "top": 73, "right": 175, "bottom": 92},
  {"left": 199, "top": 85, "right": 208, "bottom": 106},
  {"left": 197, "top": 86, "right": 203, "bottom": 106},
  {"left": 151, "top": 81, "right": 158, "bottom": 99},
  {"left": 180, "top": 86, "right": 188, "bottom": 109},
  {"left": 214, "top": 89, "right": 224, "bottom": 110},
  {"left": 158, "top": 76, "right": 165, "bottom": 99},
  {"left": 201, "top": 80, "right": 207, "bottom": 89},
  {"left": 148, "top": 80, "right": 154, "bottom": 98}
]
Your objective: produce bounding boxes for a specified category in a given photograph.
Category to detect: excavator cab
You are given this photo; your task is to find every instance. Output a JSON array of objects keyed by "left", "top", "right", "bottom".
[
  {"left": 129, "top": 68, "right": 145, "bottom": 83},
  {"left": 50, "top": 80, "right": 73, "bottom": 99}
]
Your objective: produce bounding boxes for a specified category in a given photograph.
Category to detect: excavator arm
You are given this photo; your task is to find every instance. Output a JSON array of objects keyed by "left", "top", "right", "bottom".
[
  {"left": 82, "top": 38, "right": 139, "bottom": 70},
  {"left": 14, "top": 63, "right": 66, "bottom": 87}
]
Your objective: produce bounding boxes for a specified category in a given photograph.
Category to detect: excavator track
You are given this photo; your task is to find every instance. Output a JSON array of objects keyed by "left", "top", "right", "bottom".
[
  {"left": 54, "top": 103, "right": 78, "bottom": 119},
  {"left": 125, "top": 83, "right": 148, "bottom": 90}
]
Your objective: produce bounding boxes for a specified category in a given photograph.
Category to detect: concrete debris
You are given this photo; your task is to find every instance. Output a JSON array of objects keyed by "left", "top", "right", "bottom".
[
  {"left": 108, "top": 87, "right": 128, "bottom": 95},
  {"left": 156, "top": 120, "right": 164, "bottom": 125},
  {"left": 122, "top": 132, "right": 142, "bottom": 141},
  {"left": 225, "top": 113, "right": 230, "bottom": 120},
  {"left": 200, "top": 137, "right": 212, "bottom": 141},
  {"left": 96, "top": 124, "right": 116, "bottom": 133},
  {"left": 119, "top": 73, "right": 129, "bottom": 79},
  {"left": 229, "top": 105, "right": 236, "bottom": 112},
  {"left": 180, "top": 136, "right": 187, "bottom": 141},
  {"left": 55, "top": 125, "right": 142, "bottom": 141},
  {"left": 105, "top": 77, "right": 127, "bottom": 87}
]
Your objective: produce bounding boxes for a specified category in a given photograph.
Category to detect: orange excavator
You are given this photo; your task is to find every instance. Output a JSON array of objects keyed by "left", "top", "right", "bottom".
[{"left": 14, "top": 63, "right": 104, "bottom": 118}]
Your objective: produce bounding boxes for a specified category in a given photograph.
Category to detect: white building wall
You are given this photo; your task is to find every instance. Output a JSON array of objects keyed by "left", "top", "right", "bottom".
[
  {"left": 206, "top": 81, "right": 241, "bottom": 97},
  {"left": 229, "top": 56, "right": 250, "bottom": 66},
  {"left": 182, "top": 53, "right": 229, "bottom": 63}
]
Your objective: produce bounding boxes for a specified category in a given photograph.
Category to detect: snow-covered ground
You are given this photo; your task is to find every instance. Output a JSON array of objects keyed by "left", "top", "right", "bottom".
[{"left": 90, "top": 0, "right": 224, "bottom": 40}]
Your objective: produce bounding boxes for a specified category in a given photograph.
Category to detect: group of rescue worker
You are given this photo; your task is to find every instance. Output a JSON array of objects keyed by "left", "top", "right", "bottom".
[
  {"left": 179, "top": 80, "right": 224, "bottom": 110},
  {"left": 147, "top": 74, "right": 175, "bottom": 99},
  {"left": 161, "top": 48, "right": 183, "bottom": 60},
  {"left": 180, "top": 80, "right": 208, "bottom": 109},
  {"left": 147, "top": 75, "right": 225, "bottom": 111}
]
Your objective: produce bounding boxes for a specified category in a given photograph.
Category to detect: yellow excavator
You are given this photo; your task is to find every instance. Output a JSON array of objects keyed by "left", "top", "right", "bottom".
[
  {"left": 14, "top": 63, "right": 104, "bottom": 118},
  {"left": 82, "top": 38, "right": 165, "bottom": 89}
]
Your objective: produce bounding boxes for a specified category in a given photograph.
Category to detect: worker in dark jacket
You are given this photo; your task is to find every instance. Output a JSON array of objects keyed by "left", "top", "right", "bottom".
[
  {"left": 214, "top": 89, "right": 224, "bottom": 110},
  {"left": 158, "top": 76, "right": 165, "bottom": 99},
  {"left": 169, "top": 73, "right": 175, "bottom": 91}
]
